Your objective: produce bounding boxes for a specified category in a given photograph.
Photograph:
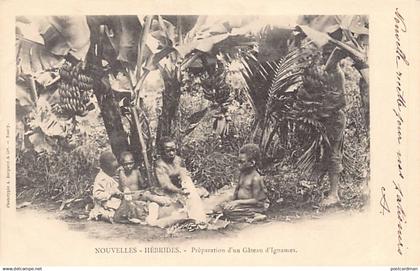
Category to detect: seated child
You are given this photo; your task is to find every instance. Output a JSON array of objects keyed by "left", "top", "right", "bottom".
[
  {"left": 222, "top": 144, "right": 270, "bottom": 222},
  {"left": 115, "top": 151, "right": 174, "bottom": 223},
  {"left": 118, "top": 151, "right": 148, "bottom": 200},
  {"left": 117, "top": 151, "right": 171, "bottom": 204},
  {"left": 88, "top": 151, "right": 124, "bottom": 223},
  {"left": 89, "top": 151, "right": 175, "bottom": 225}
]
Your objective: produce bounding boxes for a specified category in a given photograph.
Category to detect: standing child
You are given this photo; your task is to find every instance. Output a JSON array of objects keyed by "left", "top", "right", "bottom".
[{"left": 222, "top": 144, "right": 270, "bottom": 222}]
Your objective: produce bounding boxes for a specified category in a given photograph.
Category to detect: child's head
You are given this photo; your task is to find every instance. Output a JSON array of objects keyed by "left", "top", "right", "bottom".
[
  {"left": 238, "top": 144, "right": 261, "bottom": 172},
  {"left": 99, "top": 151, "right": 119, "bottom": 176},
  {"left": 159, "top": 136, "right": 177, "bottom": 163},
  {"left": 120, "top": 151, "right": 135, "bottom": 173}
]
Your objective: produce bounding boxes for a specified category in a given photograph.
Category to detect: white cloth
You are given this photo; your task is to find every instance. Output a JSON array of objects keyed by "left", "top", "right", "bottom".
[{"left": 88, "top": 170, "right": 122, "bottom": 221}]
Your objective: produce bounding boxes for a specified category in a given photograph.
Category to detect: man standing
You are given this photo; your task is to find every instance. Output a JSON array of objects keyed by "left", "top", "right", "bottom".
[{"left": 319, "top": 47, "right": 347, "bottom": 206}]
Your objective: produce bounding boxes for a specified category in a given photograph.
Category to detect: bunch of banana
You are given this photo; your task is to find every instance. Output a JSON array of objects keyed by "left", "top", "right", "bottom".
[
  {"left": 299, "top": 50, "right": 333, "bottom": 94},
  {"left": 56, "top": 61, "right": 95, "bottom": 118},
  {"left": 201, "top": 71, "right": 232, "bottom": 105}
]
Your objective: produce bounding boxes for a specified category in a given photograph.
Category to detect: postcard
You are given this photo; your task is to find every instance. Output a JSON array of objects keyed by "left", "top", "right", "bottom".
[{"left": 0, "top": 0, "right": 419, "bottom": 266}]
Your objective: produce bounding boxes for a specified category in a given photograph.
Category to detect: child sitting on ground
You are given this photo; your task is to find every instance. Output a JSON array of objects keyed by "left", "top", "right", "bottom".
[
  {"left": 117, "top": 151, "right": 171, "bottom": 204},
  {"left": 89, "top": 151, "right": 175, "bottom": 225},
  {"left": 114, "top": 151, "right": 173, "bottom": 223},
  {"left": 118, "top": 151, "right": 149, "bottom": 200},
  {"left": 222, "top": 144, "right": 270, "bottom": 222},
  {"left": 88, "top": 151, "right": 124, "bottom": 223}
]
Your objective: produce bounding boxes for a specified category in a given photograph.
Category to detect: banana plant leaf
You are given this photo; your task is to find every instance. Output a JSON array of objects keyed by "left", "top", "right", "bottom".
[
  {"left": 87, "top": 16, "right": 143, "bottom": 68},
  {"left": 175, "top": 16, "right": 259, "bottom": 59},
  {"left": 297, "top": 15, "right": 341, "bottom": 33},
  {"left": 297, "top": 26, "right": 331, "bottom": 47},
  {"left": 38, "top": 16, "right": 91, "bottom": 60},
  {"left": 175, "top": 33, "right": 230, "bottom": 57},
  {"left": 113, "top": 16, "right": 142, "bottom": 64},
  {"left": 298, "top": 15, "right": 368, "bottom": 35},
  {"left": 161, "top": 15, "right": 199, "bottom": 37},
  {"left": 228, "top": 15, "right": 368, "bottom": 63},
  {"left": 16, "top": 38, "right": 63, "bottom": 76}
]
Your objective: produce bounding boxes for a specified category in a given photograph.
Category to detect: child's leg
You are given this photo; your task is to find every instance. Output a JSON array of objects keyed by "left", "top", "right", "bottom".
[
  {"left": 223, "top": 202, "right": 269, "bottom": 222},
  {"left": 113, "top": 199, "right": 144, "bottom": 223},
  {"left": 158, "top": 204, "right": 179, "bottom": 218},
  {"left": 101, "top": 209, "right": 116, "bottom": 224},
  {"left": 141, "top": 191, "right": 173, "bottom": 206},
  {"left": 202, "top": 186, "right": 235, "bottom": 214}
]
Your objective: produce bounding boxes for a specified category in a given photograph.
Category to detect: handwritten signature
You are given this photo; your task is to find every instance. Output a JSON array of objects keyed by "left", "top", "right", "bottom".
[{"left": 379, "top": 187, "right": 390, "bottom": 215}]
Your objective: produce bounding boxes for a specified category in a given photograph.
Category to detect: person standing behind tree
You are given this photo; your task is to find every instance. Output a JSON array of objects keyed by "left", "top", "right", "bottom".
[
  {"left": 319, "top": 47, "right": 347, "bottom": 206},
  {"left": 296, "top": 46, "right": 347, "bottom": 207}
]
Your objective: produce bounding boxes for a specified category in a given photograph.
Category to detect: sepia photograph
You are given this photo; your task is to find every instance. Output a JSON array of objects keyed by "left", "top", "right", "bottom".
[
  {"left": 1, "top": 0, "right": 419, "bottom": 266},
  {"left": 14, "top": 14, "right": 370, "bottom": 240}
]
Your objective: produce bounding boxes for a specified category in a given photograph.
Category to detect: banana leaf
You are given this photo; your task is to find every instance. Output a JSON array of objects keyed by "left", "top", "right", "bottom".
[
  {"left": 16, "top": 38, "right": 63, "bottom": 76},
  {"left": 38, "top": 16, "right": 91, "bottom": 60}
]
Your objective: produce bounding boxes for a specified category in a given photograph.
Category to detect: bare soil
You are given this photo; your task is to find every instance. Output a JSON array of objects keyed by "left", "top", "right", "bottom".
[{"left": 16, "top": 200, "right": 354, "bottom": 242}]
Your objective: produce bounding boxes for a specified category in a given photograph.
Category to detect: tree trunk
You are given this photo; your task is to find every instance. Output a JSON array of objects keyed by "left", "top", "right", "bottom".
[
  {"left": 249, "top": 110, "right": 267, "bottom": 144},
  {"left": 359, "top": 76, "right": 369, "bottom": 129},
  {"left": 130, "top": 106, "right": 155, "bottom": 186},
  {"left": 93, "top": 82, "right": 130, "bottom": 159},
  {"left": 156, "top": 69, "right": 181, "bottom": 144},
  {"left": 87, "top": 21, "right": 130, "bottom": 159},
  {"left": 127, "top": 109, "right": 143, "bottom": 165}
]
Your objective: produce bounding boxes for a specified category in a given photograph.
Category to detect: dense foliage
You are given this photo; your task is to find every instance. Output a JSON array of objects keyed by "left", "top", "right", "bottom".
[{"left": 16, "top": 15, "right": 369, "bottom": 213}]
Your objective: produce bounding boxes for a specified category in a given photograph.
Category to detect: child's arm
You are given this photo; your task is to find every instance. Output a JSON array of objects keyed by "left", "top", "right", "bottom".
[
  {"left": 93, "top": 175, "right": 122, "bottom": 202},
  {"left": 115, "top": 168, "right": 135, "bottom": 201},
  {"left": 233, "top": 183, "right": 240, "bottom": 200},
  {"left": 136, "top": 169, "right": 148, "bottom": 189},
  {"left": 117, "top": 168, "right": 132, "bottom": 195},
  {"left": 140, "top": 191, "right": 172, "bottom": 206},
  {"left": 155, "top": 166, "right": 185, "bottom": 194}
]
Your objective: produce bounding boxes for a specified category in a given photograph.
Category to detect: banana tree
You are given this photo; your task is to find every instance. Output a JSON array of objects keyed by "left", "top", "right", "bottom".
[
  {"left": 107, "top": 15, "right": 259, "bottom": 144},
  {"left": 237, "top": 15, "right": 369, "bottom": 176},
  {"left": 16, "top": 16, "right": 148, "bottom": 170},
  {"left": 16, "top": 17, "right": 98, "bottom": 153},
  {"left": 25, "top": 15, "right": 232, "bottom": 181},
  {"left": 161, "top": 15, "right": 369, "bottom": 146},
  {"left": 16, "top": 15, "right": 369, "bottom": 182},
  {"left": 240, "top": 15, "right": 369, "bottom": 130}
]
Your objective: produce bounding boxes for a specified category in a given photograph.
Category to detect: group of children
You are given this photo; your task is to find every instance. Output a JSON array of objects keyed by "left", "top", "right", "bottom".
[{"left": 89, "top": 138, "right": 270, "bottom": 227}]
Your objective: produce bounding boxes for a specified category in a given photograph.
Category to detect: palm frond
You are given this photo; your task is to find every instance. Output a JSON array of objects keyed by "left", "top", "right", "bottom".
[
  {"left": 235, "top": 50, "right": 279, "bottom": 118},
  {"left": 296, "top": 137, "right": 320, "bottom": 176}
]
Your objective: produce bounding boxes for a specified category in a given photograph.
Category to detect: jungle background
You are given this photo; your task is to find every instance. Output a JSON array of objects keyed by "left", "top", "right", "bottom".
[{"left": 15, "top": 15, "right": 370, "bottom": 229}]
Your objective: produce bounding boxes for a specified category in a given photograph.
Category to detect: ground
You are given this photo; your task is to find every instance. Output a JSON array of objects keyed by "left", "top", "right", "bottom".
[
  {"left": 6, "top": 200, "right": 377, "bottom": 266},
  {"left": 16, "top": 200, "right": 361, "bottom": 242}
]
